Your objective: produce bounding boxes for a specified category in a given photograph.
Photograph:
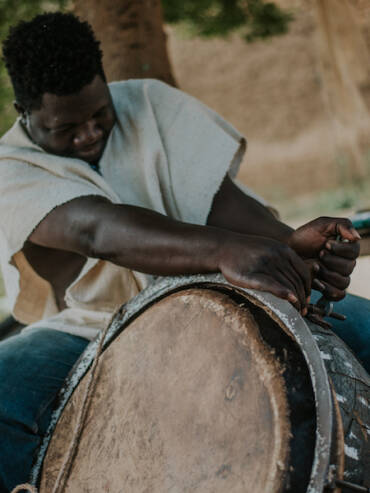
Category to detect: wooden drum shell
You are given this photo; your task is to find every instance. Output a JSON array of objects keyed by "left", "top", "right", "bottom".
[{"left": 31, "top": 274, "right": 370, "bottom": 492}]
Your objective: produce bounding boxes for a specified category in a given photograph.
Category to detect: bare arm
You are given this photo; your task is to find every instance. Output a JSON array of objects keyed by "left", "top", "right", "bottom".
[
  {"left": 28, "top": 195, "right": 311, "bottom": 312},
  {"left": 207, "top": 174, "right": 293, "bottom": 242},
  {"left": 208, "top": 175, "right": 360, "bottom": 301},
  {"left": 31, "top": 197, "right": 221, "bottom": 276}
]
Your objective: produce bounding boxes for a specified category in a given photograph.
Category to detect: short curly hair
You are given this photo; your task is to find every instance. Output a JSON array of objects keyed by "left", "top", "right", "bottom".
[{"left": 2, "top": 12, "right": 106, "bottom": 111}]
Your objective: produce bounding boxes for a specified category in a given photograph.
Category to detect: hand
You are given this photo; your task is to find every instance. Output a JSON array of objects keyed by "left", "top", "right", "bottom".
[
  {"left": 218, "top": 235, "right": 312, "bottom": 314},
  {"left": 305, "top": 304, "right": 333, "bottom": 330},
  {"left": 288, "top": 217, "right": 360, "bottom": 301}
]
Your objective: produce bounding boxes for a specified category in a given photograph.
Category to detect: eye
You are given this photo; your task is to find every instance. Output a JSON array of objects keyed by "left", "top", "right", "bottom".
[
  {"left": 94, "top": 105, "right": 111, "bottom": 118},
  {"left": 52, "top": 126, "right": 74, "bottom": 135}
]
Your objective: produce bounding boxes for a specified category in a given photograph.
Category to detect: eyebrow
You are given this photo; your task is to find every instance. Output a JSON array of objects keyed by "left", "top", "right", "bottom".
[
  {"left": 49, "top": 122, "right": 75, "bottom": 131},
  {"left": 47, "top": 103, "right": 111, "bottom": 130}
]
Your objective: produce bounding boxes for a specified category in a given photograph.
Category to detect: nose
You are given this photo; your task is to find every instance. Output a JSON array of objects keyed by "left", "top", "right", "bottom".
[{"left": 73, "top": 120, "right": 103, "bottom": 148}]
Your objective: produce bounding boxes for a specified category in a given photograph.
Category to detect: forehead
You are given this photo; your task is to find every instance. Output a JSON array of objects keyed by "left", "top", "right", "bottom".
[{"left": 34, "top": 75, "right": 111, "bottom": 126}]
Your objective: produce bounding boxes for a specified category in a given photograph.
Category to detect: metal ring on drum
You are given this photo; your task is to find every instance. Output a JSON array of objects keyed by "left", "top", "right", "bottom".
[{"left": 30, "top": 274, "right": 370, "bottom": 493}]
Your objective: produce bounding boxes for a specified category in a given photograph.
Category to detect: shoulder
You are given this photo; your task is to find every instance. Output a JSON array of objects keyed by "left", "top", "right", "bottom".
[
  {"left": 108, "top": 78, "right": 191, "bottom": 107},
  {"left": 0, "top": 118, "right": 38, "bottom": 150}
]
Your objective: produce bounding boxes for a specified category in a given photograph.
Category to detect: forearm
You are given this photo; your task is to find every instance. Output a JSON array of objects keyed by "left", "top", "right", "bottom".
[
  {"left": 30, "top": 196, "right": 228, "bottom": 276},
  {"left": 89, "top": 202, "right": 311, "bottom": 313},
  {"left": 29, "top": 195, "right": 312, "bottom": 312},
  {"left": 207, "top": 175, "right": 293, "bottom": 244},
  {"left": 91, "top": 202, "right": 224, "bottom": 275}
]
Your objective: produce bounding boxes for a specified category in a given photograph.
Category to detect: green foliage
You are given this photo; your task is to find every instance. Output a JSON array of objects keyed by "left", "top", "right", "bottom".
[
  {"left": 245, "top": 1, "right": 293, "bottom": 41},
  {"left": 276, "top": 177, "right": 370, "bottom": 222},
  {"left": 162, "top": 0, "right": 293, "bottom": 41},
  {"left": 0, "top": 0, "right": 65, "bottom": 40},
  {"left": 0, "top": 0, "right": 68, "bottom": 136}
]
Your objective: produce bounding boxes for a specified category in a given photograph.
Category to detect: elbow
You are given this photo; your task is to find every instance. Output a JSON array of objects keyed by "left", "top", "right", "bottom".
[
  {"left": 82, "top": 227, "right": 99, "bottom": 258},
  {"left": 74, "top": 210, "right": 104, "bottom": 259},
  {"left": 83, "top": 215, "right": 115, "bottom": 261},
  {"left": 79, "top": 200, "right": 126, "bottom": 262},
  {"left": 73, "top": 220, "right": 99, "bottom": 258}
]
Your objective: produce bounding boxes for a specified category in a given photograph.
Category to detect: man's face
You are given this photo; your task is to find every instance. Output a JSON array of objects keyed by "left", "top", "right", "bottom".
[{"left": 22, "top": 75, "right": 116, "bottom": 164}]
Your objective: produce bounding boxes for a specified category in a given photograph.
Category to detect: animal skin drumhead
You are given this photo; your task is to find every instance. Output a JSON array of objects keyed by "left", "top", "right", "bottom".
[{"left": 40, "top": 289, "right": 291, "bottom": 492}]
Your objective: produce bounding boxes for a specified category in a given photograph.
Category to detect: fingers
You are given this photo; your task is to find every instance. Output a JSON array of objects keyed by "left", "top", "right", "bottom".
[
  {"left": 287, "top": 250, "right": 312, "bottom": 297},
  {"left": 305, "top": 302, "right": 347, "bottom": 330},
  {"left": 242, "top": 273, "right": 306, "bottom": 314},
  {"left": 325, "top": 239, "right": 360, "bottom": 260},
  {"left": 305, "top": 312, "right": 332, "bottom": 330},
  {"left": 221, "top": 238, "right": 311, "bottom": 314},
  {"left": 318, "top": 217, "right": 361, "bottom": 242},
  {"left": 312, "top": 278, "right": 346, "bottom": 301},
  {"left": 289, "top": 216, "right": 361, "bottom": 260},
  {"left": 275, "top": 267, "right": 306, "bottom": 313},
  {"left": 313, "top": 234, "right": 359, "bottom": 300},
  {"left": 335, "top": 219, "right": 361, "bottom": 242},
  {"left": 309, "top": 303, "right": 346, "bottom": 321},
  {"left": 319, "top": 250, "right": 356, "bottom": 276},
  {"left": 316, "top": 263, "right": 350, "bottom": 290},
  {"left": 250, "top": 246, "right": 310, "bottom": 312},
  {"left": 273, "top": 270, "right": 307, "bottom": 313},
  {"left": 309, "top": 216, "right": 360, "bottom": 241},
  {"left": 305, "top": 258, "right": 321, "bottom": 276}
]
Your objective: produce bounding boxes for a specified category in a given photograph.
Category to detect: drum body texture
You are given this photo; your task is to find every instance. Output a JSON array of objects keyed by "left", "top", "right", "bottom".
[{"left": 32, "top": 275, "right": 370, "bottom": 493}]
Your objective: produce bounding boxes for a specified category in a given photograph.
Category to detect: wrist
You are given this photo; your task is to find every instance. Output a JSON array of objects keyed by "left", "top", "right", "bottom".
[
  {"left": 286, "top": 228, "right": 312, "bottom": 258},
  {"left": 210, "top": 229, "right": 233, "bottom": 272},
  {"left": 276, "top": 222, "right": 295, "bottom": 247}
]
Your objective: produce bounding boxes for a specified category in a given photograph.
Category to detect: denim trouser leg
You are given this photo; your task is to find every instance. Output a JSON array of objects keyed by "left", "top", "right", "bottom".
[
  {"left": 0, "top": 328, "right": 88, "bottom": 492},
  {"left": 310, "top": 291, "right": 370, "bottom": 373}
]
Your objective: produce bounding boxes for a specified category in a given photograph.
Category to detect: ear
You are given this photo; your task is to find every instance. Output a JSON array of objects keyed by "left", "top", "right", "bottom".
[{"left": 13, "top": 101, "right": 25, "bottom": 116}]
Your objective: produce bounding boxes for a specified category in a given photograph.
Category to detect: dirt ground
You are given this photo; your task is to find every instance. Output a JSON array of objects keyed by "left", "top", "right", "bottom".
[{"left": 349, "top": 256, "right": 370, "bottom": 299}]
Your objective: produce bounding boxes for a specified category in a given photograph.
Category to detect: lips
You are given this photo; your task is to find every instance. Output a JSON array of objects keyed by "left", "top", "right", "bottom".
[{"left": 77, "top": 139, "right": 105, "bottom": 162}]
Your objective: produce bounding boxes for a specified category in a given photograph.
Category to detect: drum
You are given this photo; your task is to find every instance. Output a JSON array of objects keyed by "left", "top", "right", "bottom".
[{"left": 31, "top": 274, "right": 370, "bottom": 493}]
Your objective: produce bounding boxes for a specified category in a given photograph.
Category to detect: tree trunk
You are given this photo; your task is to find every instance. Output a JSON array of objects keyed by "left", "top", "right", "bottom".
[
  {"left": 73, "top": 0, "right": 176, "bottom": 86},
  {"left": 311, "top": 0, "right": 370, "bottom": 177}
]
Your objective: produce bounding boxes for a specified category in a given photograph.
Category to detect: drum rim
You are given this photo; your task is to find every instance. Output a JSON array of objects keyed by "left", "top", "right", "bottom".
[{"left": 31, "top": 273, "right": 334, "bottom": 493}]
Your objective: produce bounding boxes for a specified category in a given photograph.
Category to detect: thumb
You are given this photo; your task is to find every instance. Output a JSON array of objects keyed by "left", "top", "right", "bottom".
[{"left": 336, "top": 221, "right": 361, "bottom": 242}]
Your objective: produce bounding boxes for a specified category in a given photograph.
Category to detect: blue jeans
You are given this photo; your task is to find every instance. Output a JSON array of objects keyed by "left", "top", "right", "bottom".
[
  {"left": 0, "top": 294, "right": 369, "bottom": 492},
  {"left": 0, "top": 328, "right": 88, "bottom": 492}
]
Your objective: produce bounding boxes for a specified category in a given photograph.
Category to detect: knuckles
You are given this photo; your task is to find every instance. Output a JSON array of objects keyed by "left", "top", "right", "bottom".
[
  {"left": 341, "top": 277, "right": 351, "bottom": 290},
  {"left": 319, "top": 271, "right": 351, "bottom": 290},
  {"left": 321, "top": 254, "right": 356, "bottom": 275},
  {"left": 323, "top": 285, "right": 346, "bottom": 301}
]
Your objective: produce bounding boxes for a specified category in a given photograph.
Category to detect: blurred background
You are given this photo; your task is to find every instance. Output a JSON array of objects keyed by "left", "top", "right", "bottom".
[{"left": 0, "top": 0, "right": 369, "bottom": 319}]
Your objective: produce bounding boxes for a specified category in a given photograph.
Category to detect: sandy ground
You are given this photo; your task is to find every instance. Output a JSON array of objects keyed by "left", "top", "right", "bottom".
[{"left": 349, "top": 256, "right": 370, "bottom": 299}]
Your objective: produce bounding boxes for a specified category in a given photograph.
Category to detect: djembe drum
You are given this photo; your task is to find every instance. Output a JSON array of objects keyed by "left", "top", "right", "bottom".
[{"left": 31, "top": 274, "right": 370, "bottom": 493}]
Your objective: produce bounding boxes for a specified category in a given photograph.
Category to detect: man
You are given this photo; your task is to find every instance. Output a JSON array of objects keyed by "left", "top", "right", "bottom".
[{"left": 0, "top": 12, "right": 367, "bottom": 491}]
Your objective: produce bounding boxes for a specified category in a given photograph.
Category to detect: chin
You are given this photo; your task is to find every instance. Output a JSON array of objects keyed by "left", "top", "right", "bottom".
[
  {"left": 82, "top": 153, "right": 103, "bottom": 165},
  {"left": 76, "top": 140, "right": 106, "bottom": 164}
]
